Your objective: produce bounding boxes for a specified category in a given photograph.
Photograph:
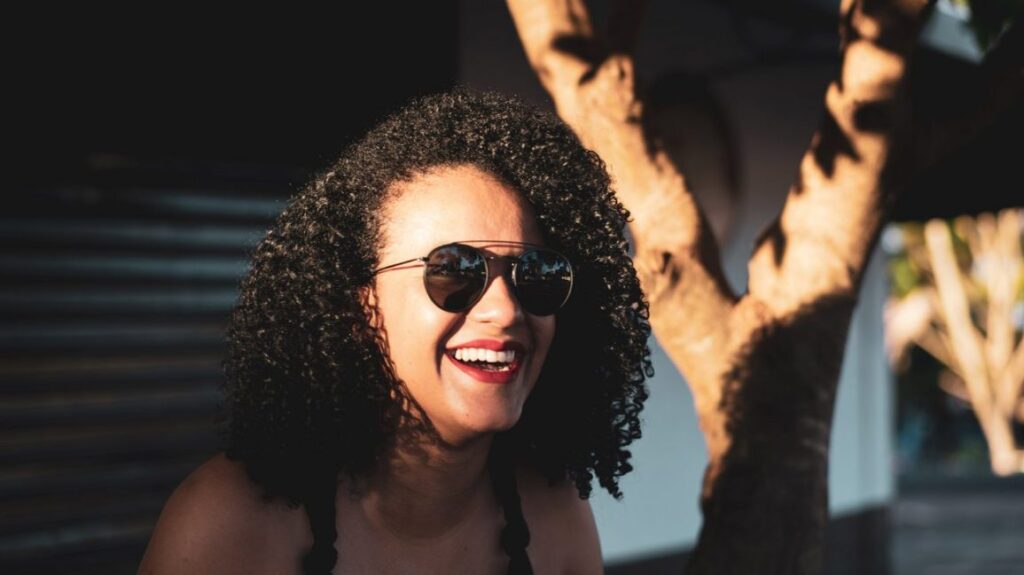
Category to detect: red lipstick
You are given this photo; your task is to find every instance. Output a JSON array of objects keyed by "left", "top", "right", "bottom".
[{"left": 445, "top": 339, "right": 526, "bottom": 384}]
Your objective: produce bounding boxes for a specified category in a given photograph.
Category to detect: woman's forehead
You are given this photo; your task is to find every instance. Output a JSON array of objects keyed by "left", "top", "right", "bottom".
[{"left": 378, "top": 165, "right": 544, "bottom": 258}]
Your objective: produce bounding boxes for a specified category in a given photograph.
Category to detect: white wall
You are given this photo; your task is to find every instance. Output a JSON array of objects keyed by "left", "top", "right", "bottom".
[{"left": 460, "top": 0, "right": 894, "bottom": 563}]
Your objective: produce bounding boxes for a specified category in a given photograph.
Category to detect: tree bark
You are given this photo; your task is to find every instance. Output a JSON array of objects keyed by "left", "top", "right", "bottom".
[{"left": 507, "top": 0, "right": 934, "bottom": 572}]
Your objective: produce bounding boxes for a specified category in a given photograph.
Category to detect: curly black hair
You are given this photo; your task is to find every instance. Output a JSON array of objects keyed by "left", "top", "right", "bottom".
[{"left": 221, "top": 89, "right": 653, "bottom": 508}]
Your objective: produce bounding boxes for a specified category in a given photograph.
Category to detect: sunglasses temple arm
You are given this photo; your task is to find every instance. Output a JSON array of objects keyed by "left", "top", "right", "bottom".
[{"left": 372, "top": 256, "right": 428, "bottom": 275}]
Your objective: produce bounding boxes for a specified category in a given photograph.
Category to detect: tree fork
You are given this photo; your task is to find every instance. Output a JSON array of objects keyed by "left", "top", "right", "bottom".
[{"left": 508, "top": 0, "right": 934, "bottom": 572}]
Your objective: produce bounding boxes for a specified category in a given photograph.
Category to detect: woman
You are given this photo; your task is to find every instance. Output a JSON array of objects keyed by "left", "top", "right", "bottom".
[{"left": 138, "top": 90, "right": 652, "bottom": 574}]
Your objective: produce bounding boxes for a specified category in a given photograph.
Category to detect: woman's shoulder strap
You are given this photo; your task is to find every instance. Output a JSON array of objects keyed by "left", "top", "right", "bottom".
[
  {"left": 302, "top": 477, "right": 339, "bottom": 575},
  {"left": 489, "top": 451, "right": 535, "bottom": 575}
]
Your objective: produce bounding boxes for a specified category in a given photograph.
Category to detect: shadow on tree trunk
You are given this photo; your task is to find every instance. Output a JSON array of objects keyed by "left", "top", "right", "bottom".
[{"left": 688, "top": 294, "right": 858, "bottom": 574}]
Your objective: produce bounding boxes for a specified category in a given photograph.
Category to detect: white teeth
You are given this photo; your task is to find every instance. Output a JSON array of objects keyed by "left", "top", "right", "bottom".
[{"left": 452, "top": 347, "right": 518, "bottom": 363}]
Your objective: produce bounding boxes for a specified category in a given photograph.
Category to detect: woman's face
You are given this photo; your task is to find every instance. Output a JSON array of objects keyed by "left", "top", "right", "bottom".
[{"left": 370, "top": 164, "right": 556, "bottom": 447}]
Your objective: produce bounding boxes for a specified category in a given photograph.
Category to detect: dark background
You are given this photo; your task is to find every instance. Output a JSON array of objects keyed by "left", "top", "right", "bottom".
[{"left": 10, "top": 7, "right": 459, "bottom": 184}]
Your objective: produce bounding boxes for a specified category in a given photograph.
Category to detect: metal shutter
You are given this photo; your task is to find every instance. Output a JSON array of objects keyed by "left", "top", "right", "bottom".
[{"left": 1, "top": 156, "right": 296, "bottom": 573}]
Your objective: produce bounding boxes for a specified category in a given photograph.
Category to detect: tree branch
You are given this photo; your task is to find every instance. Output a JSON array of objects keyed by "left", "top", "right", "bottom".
[
  {"left": 1002, "top": 330, "right": 1024, "bottom": 420},
  {"left": 924, "top": 217, "right": 1023, "bottom": 475},
  {"left": 883, "top": 287, "right": 934, "bottom": 364},
  {"left": 992, "top": 209, "right": 1024, "bottom": 415},
  {"left": 747, "top": 0, "right": 934, "bottom": 319},
  {"left": 925, "top": 219, "right": 993, "bottom": 412},
  {"left": 507, "top": 0, "right": 737, "bottom": 402}
]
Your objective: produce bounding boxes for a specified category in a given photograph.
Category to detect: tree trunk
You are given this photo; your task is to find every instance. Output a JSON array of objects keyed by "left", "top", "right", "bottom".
[{"left": 507, "top": 0, "right": 935, "bottom": 572}]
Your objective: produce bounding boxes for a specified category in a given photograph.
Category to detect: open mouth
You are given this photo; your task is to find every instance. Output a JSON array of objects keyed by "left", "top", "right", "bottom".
[
  {"left": 444, "top": 344, "right": 525, "bottom": 383},
  {"left": 447, "top": 348, "right": 519, "bottom": 372}
]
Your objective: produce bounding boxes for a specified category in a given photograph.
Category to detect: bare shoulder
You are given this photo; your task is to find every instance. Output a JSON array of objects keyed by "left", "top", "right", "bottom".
[
  {"left": 515, "top": 466, "right": 604, "bottom": 575},
  {"left": 138, "top": 453, "right": 308, "bottom": 575}
]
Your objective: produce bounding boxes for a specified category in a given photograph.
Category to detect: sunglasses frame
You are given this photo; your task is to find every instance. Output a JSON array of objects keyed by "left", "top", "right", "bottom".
[{"left": 372, "top": 241, "right": 574, "bottom": 316}]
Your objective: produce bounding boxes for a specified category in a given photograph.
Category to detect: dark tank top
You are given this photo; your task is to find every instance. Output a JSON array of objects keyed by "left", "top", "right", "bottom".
[{"left": 301, "top": 455, "right": 534, "bottom": 574}]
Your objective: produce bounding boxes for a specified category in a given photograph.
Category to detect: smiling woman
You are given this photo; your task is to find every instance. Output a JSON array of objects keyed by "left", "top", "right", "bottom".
[
  {"left": 137, "top": 90, "right": 652, "bottom": 574},
  {"left": 369, "top": 168, "right": 558, "bottom": 445}
]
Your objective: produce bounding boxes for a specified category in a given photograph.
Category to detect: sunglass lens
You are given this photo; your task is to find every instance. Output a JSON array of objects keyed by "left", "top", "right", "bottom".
[
  {"left": 514, "top": 249, "right": 573, "bottom": 316},
  {"left": 424, "top": 244, "right": 486, "bottom": 312}
]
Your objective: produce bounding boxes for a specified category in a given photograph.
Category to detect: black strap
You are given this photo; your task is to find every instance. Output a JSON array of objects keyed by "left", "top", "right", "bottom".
[
  {"left": 302, "top": 479, "right": 339, "bottom": 575},
  {"left": 489, "top": 450, "right": 534, "bottom": 575}
]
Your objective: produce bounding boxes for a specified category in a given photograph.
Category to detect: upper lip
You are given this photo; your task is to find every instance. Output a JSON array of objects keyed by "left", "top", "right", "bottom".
[{"left": 446, "top": 339, "right": 526, "bottom": 354}]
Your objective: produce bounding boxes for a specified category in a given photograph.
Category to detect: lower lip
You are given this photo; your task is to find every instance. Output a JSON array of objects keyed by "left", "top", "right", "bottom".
[{"left": 445, "top": 353, "right": 522, "bottom": 384}]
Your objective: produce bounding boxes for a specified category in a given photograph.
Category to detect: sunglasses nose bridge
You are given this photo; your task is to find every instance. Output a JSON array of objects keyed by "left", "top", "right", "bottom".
[
  {"left": 467, "top": 256, "right": 524, "bottom": 322},
  {"left": 482, "top": 254, "right": 517, "bottom": 284}
]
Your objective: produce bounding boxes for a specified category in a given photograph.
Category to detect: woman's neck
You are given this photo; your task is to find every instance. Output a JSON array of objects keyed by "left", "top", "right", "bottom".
[{"left": 353, "top": 432, "right": 497, "bottom": 541}]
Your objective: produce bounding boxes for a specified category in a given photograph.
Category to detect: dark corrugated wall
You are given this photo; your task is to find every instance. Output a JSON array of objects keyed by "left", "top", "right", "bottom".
[{"left": 1, "top": 160, "right": 292, "bottom": 572}]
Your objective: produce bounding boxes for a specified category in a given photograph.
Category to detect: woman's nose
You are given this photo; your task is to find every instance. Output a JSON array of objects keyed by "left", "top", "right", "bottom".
[{"left": 468, "top": 261, "right": 522, "bottom": 325}]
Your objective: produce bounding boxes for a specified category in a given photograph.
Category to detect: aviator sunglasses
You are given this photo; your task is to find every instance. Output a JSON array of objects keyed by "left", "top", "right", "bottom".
[{"left": 372, "top": 241, "right": 574, "bottom": 316}]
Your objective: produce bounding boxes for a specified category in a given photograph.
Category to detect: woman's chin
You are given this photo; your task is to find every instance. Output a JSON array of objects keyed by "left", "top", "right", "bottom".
[
  {"left": 438, "top": 411, "right": 523, "bottom": 446},
  {"left": 469, "top": 412, "right": 522, "bottom": 436}
]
